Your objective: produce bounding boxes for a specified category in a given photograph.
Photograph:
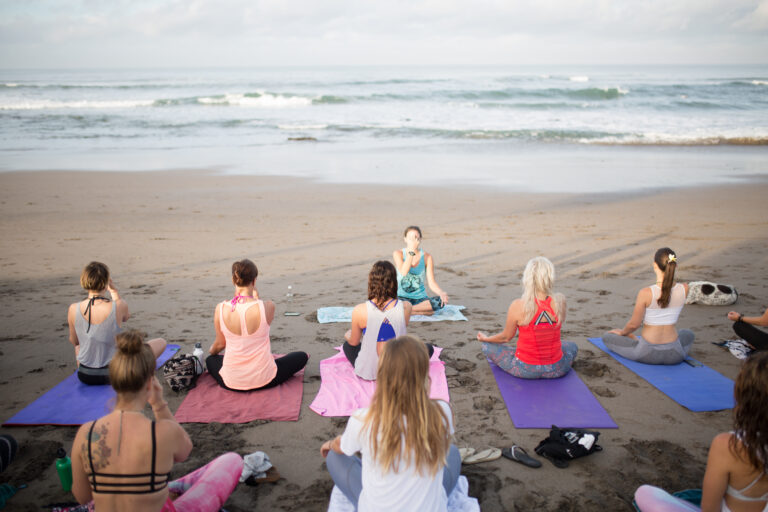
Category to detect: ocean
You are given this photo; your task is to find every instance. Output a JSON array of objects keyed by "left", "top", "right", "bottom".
[{"left": 1, "top": 66, "right": 767, "bottom": 192}]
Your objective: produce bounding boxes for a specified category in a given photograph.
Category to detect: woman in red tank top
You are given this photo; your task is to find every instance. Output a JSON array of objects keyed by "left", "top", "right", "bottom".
[{"left": 477, "top": 257, "right": 577, "bottom": 379}]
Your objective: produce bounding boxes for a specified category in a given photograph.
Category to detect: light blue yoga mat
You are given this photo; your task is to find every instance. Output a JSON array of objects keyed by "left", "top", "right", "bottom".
[
  {"left": 588, "top": 338, "right": 734, "bottom": 412},
  {"left": 317, "top": 305, "right": 467, "bottom": 323},
  {"left": 3, "top": 344, "right": 180, "bottom": 426}
]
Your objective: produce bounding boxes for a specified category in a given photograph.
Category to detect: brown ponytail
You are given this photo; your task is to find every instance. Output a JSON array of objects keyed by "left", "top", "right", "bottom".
[
  {"left": 654, "top": 247, "right": 677, "bottom": 308},
  {"left": 109, "top": 329, "right": 155, "bottom": 394},
  {"left": 232, "top": 259, "right": 258, "bottom": 286}
]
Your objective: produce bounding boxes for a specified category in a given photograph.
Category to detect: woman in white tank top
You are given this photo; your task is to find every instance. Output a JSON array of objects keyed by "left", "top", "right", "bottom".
[
  {"left": 635, "top": 352, "right": 768, "bottom": 511},
  {"left": 603, "top": 248, "right": 695, "bottom": 365}
]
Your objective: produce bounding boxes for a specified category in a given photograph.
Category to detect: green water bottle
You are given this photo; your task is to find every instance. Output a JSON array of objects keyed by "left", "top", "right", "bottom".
[{"left": 55, "top": 447, "right": 72, "bottom": 492}]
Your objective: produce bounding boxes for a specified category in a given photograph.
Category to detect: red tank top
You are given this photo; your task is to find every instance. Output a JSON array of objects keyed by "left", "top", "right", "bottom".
[{"left": 514, "top": 297, "right": 563, "bottom": 365}]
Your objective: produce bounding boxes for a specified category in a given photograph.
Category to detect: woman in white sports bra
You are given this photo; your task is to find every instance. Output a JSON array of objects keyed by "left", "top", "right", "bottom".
[
  {"left": 604, "top": 247, "right": 695, "bottom": 365},
  {"left": 635, "top": 351, "right": 768, "bottom": 512}
]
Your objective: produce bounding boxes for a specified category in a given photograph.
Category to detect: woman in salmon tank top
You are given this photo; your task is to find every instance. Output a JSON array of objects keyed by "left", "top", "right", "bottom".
[
  {"left": 603, "top": 247, "right": 694, "bottom": 365},
  {"left": 205, "top": 259, "right": 308, "bottom": 391},
  {"left": 477, "top": 256, "right": 577, "bottom": 379}
]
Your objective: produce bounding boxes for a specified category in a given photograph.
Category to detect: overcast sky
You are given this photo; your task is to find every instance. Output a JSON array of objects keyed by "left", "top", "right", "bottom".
[{"left": 1, "top": 0, "right": 767, "bottom": 68}]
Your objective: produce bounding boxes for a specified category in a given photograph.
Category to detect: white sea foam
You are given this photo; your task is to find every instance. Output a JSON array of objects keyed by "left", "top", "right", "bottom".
[
  {"left": 4, "top": 83, "right": 19, "bottom": 87},
  {"left": 0, "top": 99, "right": 154, "bottom": 110},
  {"left": 570, "top": 76, "right": 589, "bottom": 82},
  {"left": 277, "top": 124, "right": 328, "bottom": 130},
  {"left": 198, "top": 92, "right": 312, "bottom": 108},
  {"left": 752, "top": 80, "right": 768, "bottom": 85}
]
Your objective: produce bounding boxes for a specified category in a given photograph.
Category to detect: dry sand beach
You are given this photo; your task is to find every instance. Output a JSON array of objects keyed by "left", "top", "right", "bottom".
[{"left": 1, "top": 170, "right": 767, "bottom": 511}]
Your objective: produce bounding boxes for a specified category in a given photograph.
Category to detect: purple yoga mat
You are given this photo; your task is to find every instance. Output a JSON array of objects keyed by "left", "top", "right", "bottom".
[
  {"left": 3, "top": 344, "right": 180, "bottom": 426},
  {"left": 488, "top": 359, "right": 617, "bottom": 429}
]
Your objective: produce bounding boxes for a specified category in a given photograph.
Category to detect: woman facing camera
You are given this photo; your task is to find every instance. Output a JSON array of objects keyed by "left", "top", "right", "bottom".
[
  {"left": 70, "top": 330, "right": 243, "bottom": 511},
  {"left": 321, "top": 335, "right": 461, "bottom": 512},
  {"left": 604, "top": 248, "right": 694, "bottom": 365},
  {"left": 343, "top": 261, "right": 436, "bottom": 381},
  {"left": 393, "top": 226, "right": 449, "bottom": 315},
  {"left": 477, "top": 256, "right": 577, "bottom": 379},
  {"left": 67, "top": 261, "right": 166, "bottom": 385},
  {"left": 635, "top": 351, "right": 768, "bottom": 511},
  {"left": 206, "top": 259, "right": 308, "bottom": 391}
]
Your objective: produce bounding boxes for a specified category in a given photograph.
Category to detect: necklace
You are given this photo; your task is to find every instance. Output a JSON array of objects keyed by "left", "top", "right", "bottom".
[
  {"left": 115, "top": 409, "right": 144, "bottom": 455},
  {"left": 230, "top": 294, "right": 256, "bottom": 311}
]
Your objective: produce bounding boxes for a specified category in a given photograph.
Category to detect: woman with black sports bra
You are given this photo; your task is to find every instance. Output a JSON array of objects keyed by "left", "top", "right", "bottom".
[{"left": 70, "top": 330, "right": 243, "bottom": 511}]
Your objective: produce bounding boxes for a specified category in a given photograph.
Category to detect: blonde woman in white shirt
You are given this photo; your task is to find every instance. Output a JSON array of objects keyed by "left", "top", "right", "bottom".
[
  {"left": 604, "top": 247, "right": 694, "bottom": 365},
  {"left": 321, "top": 335, "right": 460, "bottom": 512}
]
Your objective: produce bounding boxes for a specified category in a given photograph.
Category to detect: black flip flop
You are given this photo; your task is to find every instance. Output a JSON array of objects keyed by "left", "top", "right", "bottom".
[
  {"left": 501, "top": 446, "right": 542, "bottom": 468},
  {"left": 538, "top": 452, "right": 569, "bottom": 469}
]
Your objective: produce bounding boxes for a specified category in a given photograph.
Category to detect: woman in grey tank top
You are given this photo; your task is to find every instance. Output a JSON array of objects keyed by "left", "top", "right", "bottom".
[{"left": 67, "top": 262, "right": 166, "bottom": 385}]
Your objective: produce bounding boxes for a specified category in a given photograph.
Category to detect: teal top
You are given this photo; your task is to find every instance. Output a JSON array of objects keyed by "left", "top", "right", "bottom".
[{"left": 397, "top": 249, "right": 427, "bottom": 300}]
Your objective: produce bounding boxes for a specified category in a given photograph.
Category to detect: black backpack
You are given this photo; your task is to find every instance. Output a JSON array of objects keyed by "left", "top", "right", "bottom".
[
  {"left": 535, "top": 425, "right": 602, "bottom": 462},
  {"left": 161, "top": 355, "right": 202, "bottom": 392}
]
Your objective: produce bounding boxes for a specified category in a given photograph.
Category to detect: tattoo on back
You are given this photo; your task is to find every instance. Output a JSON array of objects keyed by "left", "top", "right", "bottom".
[{"left": 82, "top": 422, "right": 112, "bottom": 472}]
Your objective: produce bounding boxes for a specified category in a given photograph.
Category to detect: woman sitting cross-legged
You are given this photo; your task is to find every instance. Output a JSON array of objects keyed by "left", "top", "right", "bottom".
[
  {"left": 70, "top": 330, "right": 243, "bottom": 512},
  {"left": 727, "top": 307, "right": 768, "bottom": 352},
  {"left": 206, "top": 259, "right": 308, "bottom": 391},
  {"left": 321, "top": 335, "right": 461, "bottom": 512},
  {"left": 604, "top": 247, "right": 694, "bottom": 365},
  {"left": 68, "top": 261, "right": 166, "bottom": 385},
  {"left": 343, "top": 261, "right": 435, "bottom": 381},
  {"left": 393, "top": 225, "right": 449, "bottom": 315},
  {"left": 635, "top": 351, "right": 768, "bottom": 511},
  {"left": 477, "top": 256, "right": 577, "bottom": 379}
]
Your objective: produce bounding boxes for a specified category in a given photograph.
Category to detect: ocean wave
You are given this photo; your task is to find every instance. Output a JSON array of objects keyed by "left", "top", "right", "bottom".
[
  {"left": 0, "top": 99, "right": 155, "bottom": 110},
  {"left": 569, "top": 76, "right": 589, "bottom": 82},
  {"left": 278, "top": 124, "right": 328, "bottom": 130},
  {"left": 196, "top": 92, "right": 312, "bottom": 108},
  {"left": 751, "top": 80, "right": 768, "bottom": 86},
  {"left": 585, "top": 134, "right": 768, "bottom": 146}
]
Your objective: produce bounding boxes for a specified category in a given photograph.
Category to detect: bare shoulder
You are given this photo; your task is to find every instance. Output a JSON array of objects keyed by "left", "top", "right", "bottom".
[
  {"left": 393, "top": 249, "right": 404, "bottom": 261},
  {"left": 263, "top": 299, "right": 275, "bottom": 313},
  {"left": 710, "top": 432, "right": 735, "bottom": 457}
]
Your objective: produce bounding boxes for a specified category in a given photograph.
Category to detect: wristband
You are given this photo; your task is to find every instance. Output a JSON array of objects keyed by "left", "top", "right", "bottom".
[
  {"left": 408, "top": 251, "right": 416, "bottom": 256},
  {"left": 738, "top": 314, "right": 744, "bottom": 322}
]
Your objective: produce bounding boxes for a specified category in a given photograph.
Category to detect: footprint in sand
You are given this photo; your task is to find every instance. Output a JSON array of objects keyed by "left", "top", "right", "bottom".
[
  {"left": 573, "top": 359, "right": 611, "bottom": 378},
  {"left": 472, "top": 395, "right": 499, "bottom": 413},
  {"left": 447, "top": 358, "right": 477, "bottom": 372},
  {"left": 592, "top": 386, "right": 617, "bottom": 398}
]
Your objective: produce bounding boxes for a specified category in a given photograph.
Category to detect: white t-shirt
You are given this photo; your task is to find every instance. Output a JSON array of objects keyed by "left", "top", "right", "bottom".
[{"left": 340, "top": 400, "right": 454, "bottom": 512}]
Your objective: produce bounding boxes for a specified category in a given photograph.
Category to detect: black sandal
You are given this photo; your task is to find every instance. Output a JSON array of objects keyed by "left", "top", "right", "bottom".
[
  {"left": 539, "top": 452, "right": 569, "bottom": 469},
  {"left": 501, "top": 446, "right": 542, "bottom": 468}
]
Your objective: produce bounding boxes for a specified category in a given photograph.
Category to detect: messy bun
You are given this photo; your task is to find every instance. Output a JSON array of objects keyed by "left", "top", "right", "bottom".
[
  {"left": 232, "top": 259, "right": 258, "bottom": 287},
  {"left": 109, "top": 329, "right": 155, "bottom": 394}
]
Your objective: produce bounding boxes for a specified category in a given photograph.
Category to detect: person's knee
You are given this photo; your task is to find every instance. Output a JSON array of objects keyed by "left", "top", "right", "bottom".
[{"left": 148, "top": 338, "right": 167, "bottom": 357}]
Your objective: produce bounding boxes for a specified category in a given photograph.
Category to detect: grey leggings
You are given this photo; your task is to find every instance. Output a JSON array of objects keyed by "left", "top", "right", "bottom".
[
  {"left": 326, "top": 444, "right": 461, "bottom": 505},
  {"left": 602, "top": 329, "right": 695, "bottom": 365}
]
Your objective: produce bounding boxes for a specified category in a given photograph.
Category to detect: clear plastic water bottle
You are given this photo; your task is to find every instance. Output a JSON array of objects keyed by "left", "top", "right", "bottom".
[
  {"left": 285, "top": 284, "right": 299, "bottom": 316},
  {"left": 55, "top": 447, "right": 72, "bottom": 492},
  {"left": 192, "top": 343, "right": 204, "bottom": 375}
]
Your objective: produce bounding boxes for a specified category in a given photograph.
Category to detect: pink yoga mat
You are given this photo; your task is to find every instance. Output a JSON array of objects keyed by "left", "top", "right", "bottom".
[
  {"left": 174, "top": 368, "right": 304, "bottom": 423},
  {"left": 309, "top": 347, "right": 450, "bottom": 417}
]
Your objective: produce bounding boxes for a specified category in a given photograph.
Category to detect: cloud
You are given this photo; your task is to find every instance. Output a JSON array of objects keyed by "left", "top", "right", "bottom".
[{"left": 0, "top": 0, "right": 765, "bottom": 67}]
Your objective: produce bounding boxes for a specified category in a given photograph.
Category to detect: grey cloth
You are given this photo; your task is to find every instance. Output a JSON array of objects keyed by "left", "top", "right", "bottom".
[
  {"left": 602, "top": 329, "right": 695, "bottom": 365},
  {"left": 75, "top": 300, "right": 121, "bottom": 368}
]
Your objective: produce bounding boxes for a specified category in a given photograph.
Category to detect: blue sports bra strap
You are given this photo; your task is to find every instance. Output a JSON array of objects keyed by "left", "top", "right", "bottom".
[{"left": 150, "top": 421, "right": 156, "bottom": 489}]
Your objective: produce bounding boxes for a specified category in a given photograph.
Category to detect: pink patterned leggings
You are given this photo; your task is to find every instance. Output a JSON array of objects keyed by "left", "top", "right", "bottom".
[{"left": 163, "top": 452, "right": 244, "bottom": 512}]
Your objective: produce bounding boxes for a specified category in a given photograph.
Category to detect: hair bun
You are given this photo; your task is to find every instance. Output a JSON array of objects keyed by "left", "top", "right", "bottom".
[{"left": 115, "top": 330, "right": 146, "bottom": 355}]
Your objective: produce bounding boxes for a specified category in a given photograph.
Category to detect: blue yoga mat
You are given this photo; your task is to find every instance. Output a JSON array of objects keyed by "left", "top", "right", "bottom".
[
  {"left": 488, "top": 359, "right": 617, "bottom": 429},
  {"left": 3, "top": 344, "right": 180, "bottom": 426},
  {"left": 588, "top": 338, "right": 734, "bottom": 412},
  {"left": 317, "top": 304, "right": 467, "bottom": 323}
]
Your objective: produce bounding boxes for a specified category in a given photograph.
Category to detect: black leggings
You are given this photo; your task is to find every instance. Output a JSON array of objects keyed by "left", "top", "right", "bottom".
[
  {"left": 77, "top": 364, "right": 110, "bottom": 386},
  {"left": 343, "top": 341, "right": 434, "bottom": 366},
  {"left": 205, "top": 352, "right": 308, "bottom": 392},
  {"left": 733, "top": 321, "right": 768, "bottom": 351}
]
